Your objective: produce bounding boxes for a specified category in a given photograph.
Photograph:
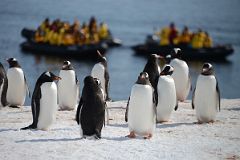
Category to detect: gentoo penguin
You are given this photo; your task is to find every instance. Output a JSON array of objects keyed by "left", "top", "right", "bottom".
[
  {"left": 21, "top": 71, "right": 61, "bottom": 130},
  {"left": 91, "top": 50, "right": 110, "bottom": 101},
  {"left": 156, "top": 65, "right": 178, "bottom": 123},
  {"left": 143, "top": 54, "right": 161, "bottom": 104},
  {"left": 76, "top": 76, "right": 105, "bottom": 139},
  {"left": 0, "top": 62, "right": 8, "bottom": 107},
  {"left": 6, "top": 58, "right": 30, "bottom": 108},
  {"left": 127, "top": 72, "right": 156, "bottom": 139},
  {"left": 58, "top": 61, "right": 79, "bottom": 110},
  {"left": 192, "top": 63, "right": 220, "bottom": 123},
  {"left": 170, "top": 48, "right": 191, "bottom": 102}
]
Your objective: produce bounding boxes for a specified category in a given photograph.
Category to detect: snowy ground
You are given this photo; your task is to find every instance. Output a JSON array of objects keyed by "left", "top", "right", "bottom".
[{"left": 0, "top": 99, "right": 240, "bottom": 160}]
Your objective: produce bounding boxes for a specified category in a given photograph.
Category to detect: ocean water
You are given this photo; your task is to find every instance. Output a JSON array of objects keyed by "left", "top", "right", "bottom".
[{"left": 0, "top": 0, "right": 239, "bottom": 105}]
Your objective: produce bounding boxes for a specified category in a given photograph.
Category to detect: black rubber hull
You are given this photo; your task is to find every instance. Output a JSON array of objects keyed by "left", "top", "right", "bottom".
[
  {"left": 132, "top": 44, "right": 234, "bottom": 61},
  {"left": 21, "top": 41, "right": 108, "bottom": 60}
]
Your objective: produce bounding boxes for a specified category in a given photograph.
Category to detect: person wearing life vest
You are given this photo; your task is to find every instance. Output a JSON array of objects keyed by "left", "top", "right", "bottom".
[
  {"left": 157, "top": 26, "right": 170, "bottom": 46},
  {"left": 179, "top": 26, "right": 192, "bottom": 45},
  {"left": 169, "top": 22, "right": 179, "bottom": 45},
  {"left": 191, "top": 29, "right": 206, "bottom": 49},
  {"left": 98, "top": 22, "right": 110, "bottom": 40},
  {"left": 203, "top": 32, "right": 213, "bottom": 48}
]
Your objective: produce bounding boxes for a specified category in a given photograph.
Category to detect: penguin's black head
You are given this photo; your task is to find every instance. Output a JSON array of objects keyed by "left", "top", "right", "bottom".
[
  {"left": 83, "top": 76, "right": 101, "bottom": 93},
  {"left": 6, "top": 58, "right": 21, "bottom": 68},
  {"left": 39, "top": 71, "right": 61, "bottom": 83},
  {"left": 171, "top": 48, "right": 182, "bottom": 59},
  {"left": 96, "top": 50, "right": 107, "bottom": 64},
  {"left": 201, "top": 63, "right": 214, "bottom": 75},
  {"left": 136, "top": 72, "right": 151, "bottom": 85},
  {"left": 165, "top": 54, "right": 172, "bottom": 64},
  {"left": 62, "top": 61, "right": 73, "bottom": 70},
  {"left": 160, "top": 65, "right": 174, "bottom": 76},
  {"left": 149, "top": 54, "right": 161, "bottom": 61}
]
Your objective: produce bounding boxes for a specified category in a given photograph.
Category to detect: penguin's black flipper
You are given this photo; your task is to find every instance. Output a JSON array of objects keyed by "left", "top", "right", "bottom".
[
  {"left": 104, "top": 68, "right": 111, "bottom": 101},
  {"left": 125, "top": 97, "right": 130, "bottom": 122},
  {"left": 192, "top": 87, "right": 196, "bottom": 110},
  {"left": 24, "top": 75, "right": 31, "bottom": 98},
  {"left": 174, "top": 98, "right": 178, "bottom": 111},
  {"left": 0, "top": 76, "right": 8, "bottom": 107},
  {"left": 216, "top": 80, "right": 221, "bottom": 112},
  {"left": 76, "top": 98, "right": 83, "bottom": 125},
  {"left": 28, "top": 83, "right": 41, "bottom": 130}
]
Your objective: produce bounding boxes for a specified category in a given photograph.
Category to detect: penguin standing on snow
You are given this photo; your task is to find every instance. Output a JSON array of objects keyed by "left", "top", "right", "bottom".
[
  {"left": 192, "top": 63, "right": 220, "bottom": 123},
  {"left": 21, "top": 71, "right": 61, "bottom": 130},
  {"left": 91, "top": 51, "right": 110, "bottom": 101},
  {"left": 143, "top": 54, "right": 161, "bottom": 104},
  {"left": 58, "top": 61, "right": 79, "bottom": 110},
  {"left": 156, "top": 65, "right": 178, "bottom": 123},
  {"left": 127, "top": 72, "right": 156, "bottom": 139},
  {"left": 6, "top": 58, "right": 30, "bottom": 108},
  {"left": 170, "top": 48, "right": 191, "bottom": 102},
  {"left": 0, "top": 62, "right": 8, "bottom": 107},
  {"left": 76, "top": 76, "right": 105, "bottom": 139}
]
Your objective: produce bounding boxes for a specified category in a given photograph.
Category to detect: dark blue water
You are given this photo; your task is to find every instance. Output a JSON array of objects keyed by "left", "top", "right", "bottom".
[{"left": 0, "top": 0, "right": 240, "bottom": 105}]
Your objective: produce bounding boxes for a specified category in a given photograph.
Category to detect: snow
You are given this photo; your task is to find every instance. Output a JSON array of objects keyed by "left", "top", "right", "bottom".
[{"left": 0, "top": 99, "right": 240, "bottom": 160}]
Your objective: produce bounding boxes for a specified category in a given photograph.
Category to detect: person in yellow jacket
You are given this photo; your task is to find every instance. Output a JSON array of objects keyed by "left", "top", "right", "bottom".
[
  {"left": 156, "top": 26, "right": 170, "bottom": 46},
  {"left": 179, "top": 26, "right": 192, "bottom": 45},
  {"left": 191, "top": 29, "right": 206, "bottom": 49},
  {"left": 203, "top": 32, "right": 213, "bottom": 48},
  {"left": 98, "top": 22, "right": 110, "bottom": 40}
]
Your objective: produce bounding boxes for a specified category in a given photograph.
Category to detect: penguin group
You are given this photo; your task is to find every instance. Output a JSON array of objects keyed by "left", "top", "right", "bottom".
[{"left": 0, "top": 48, "right": 221, "bottom": 140}]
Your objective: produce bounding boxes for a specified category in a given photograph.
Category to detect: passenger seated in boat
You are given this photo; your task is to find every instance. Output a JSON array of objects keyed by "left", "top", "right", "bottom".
[
  {"left": 156, "top": 26, "right": 170, "bottom": 46},
  {"left": 191, "top": 29, "right": 206, "bottom": 49},
  {"left": 178, "top": 26, "right": 192, "bottom": 46},
  {"left": 169, "top": 22, "right": 179, "bottom": 45},
  {"left": 203, "top": 32, "right": 213, "bottom": 48},
  {"left": 98, "top": 22, "right": 110, "bottom": 40}
]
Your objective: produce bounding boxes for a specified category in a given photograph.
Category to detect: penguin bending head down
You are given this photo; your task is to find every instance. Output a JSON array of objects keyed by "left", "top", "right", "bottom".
[
  {"left": 76, "top": 76, "right": 105, "bottom": 139},
  {"left": 6, "top": 58, "right": 30, "bottom": 108},
  {"left": 156, "top": 65, "right": 178, "bottom": 123},
  {"left": 21, "top": 71, "right": 61, "bottom": 130},
  {"left": 169, "top": 48, "right": 191, "bottom": 102},
  {"left": 127, "top": 72, "right": 156, "bottom": 139},
  {"left": 91, "top": 51, "right": 110, "bottom": 101},
  {"left": 192, "top": 63, "right": 220, "bottom": 123},
  {"left": 0, "top": 62, "right": 8, "bottom": 107},
  {"left": 58, "top": 61, "right": 79, "bottom": 110}
]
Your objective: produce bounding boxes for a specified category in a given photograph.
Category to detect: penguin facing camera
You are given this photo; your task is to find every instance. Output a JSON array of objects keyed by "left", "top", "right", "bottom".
[
  {"left": 126, "top": 72, "right": 156, "bottom": 139},
  {"left": 58, "top": 61, "right": 79, "bottom": 110},
  {"left": 6, "top": 58, "right": 30, "bottom": 108},
  {"left": 192, "top": 63, "right": 220, "bottom": 123}
]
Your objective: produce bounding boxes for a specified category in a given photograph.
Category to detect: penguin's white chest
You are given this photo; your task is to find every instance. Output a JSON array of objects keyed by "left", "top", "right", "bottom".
[
  {"left": 170, "top": 59, "right": 190, "bottom": 101},
  {"left": 37, "top": 82, "right": 58, "bottom": 130},
  {"left": 91, "top": 63, "right": 106, "bottom": 95},
  {"left": 6, "top": 68, "right": 26, "bottom": 106},
  {"left": 128, "top": 84, "right": 155, "bottom": 136},
  {"left": 194, "top": 75, "right": 218, "bottom": 122},
  {"left": 156, "top": 76, "right": 176, "bottom": 122},
  {"left": 58, "top": 70, "right": 78, "bottom": 110}
]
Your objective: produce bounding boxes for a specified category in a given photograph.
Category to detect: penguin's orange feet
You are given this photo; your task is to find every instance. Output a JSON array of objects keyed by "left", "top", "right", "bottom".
[
  {"left": 144, "top": 133, "right": 152, "bottom": 139},
  {"left": 127, "top": 131, "right": 136, "bottom": 138}
]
